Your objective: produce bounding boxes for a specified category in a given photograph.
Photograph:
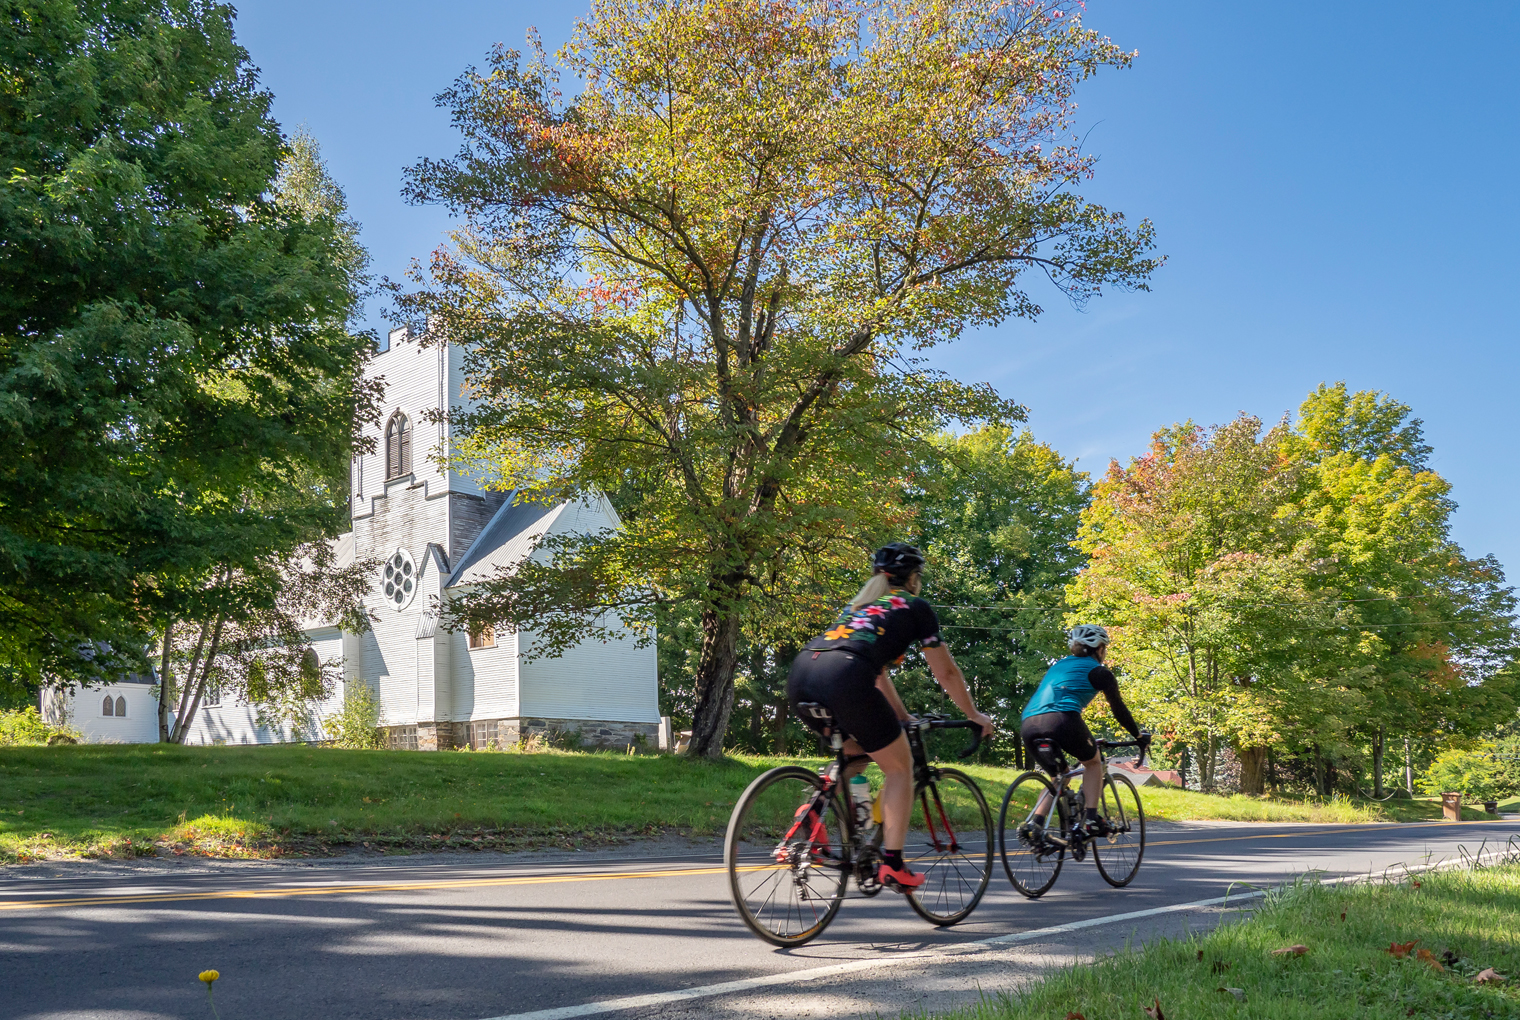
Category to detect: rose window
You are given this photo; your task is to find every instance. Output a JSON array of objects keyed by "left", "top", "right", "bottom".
[{"left": 382, "top": 548, "right": 417, "bottom": 609}]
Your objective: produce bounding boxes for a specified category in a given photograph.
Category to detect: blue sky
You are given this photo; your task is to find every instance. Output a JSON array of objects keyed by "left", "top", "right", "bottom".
[{"left": 236, "top": 1, "right": 1520, "bottom": 575}]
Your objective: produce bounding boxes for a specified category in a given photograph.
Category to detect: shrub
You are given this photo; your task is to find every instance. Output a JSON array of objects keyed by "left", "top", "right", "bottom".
[
  {"left": 323, "top": 684, "right": 385, "bottom": 749},
  {"left": 0, "top": 707, "right": 50, "bottom": 746},
  {"left": 1420, "top": 742, "right": 1520, "bottom": 802}
]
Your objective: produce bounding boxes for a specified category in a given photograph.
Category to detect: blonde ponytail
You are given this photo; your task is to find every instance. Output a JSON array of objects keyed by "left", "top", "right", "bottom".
[{"left": 848, "top": 572, "right": 896, "bottom": 610}]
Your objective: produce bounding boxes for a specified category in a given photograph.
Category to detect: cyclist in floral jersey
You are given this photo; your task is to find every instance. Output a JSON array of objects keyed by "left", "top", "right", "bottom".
[{"left": 788, "top": 543, "right": 995, "bottom": 891}]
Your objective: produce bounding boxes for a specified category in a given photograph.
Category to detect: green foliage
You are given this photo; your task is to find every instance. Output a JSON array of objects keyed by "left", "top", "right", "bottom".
[
  {"left": 402, "top": 0, "right": 1160, "bottom": 756},
  {"left": 1071, "top": 384, "right": 1520, "bottom": 794},
  {"left": 0, "top": 707, "right": 50, "bottom": 746},
  {"left": 1420, "top": 742, "right": 1520, "bottom": 802},
  {"left": 893, "top": 426, "right": 1088, "bottom": 754},
  {"left": 324, "top": 684, "right": 386, "bottom": 750},
  {"left": 0, "top": 1, "right": 377, "bottom": 683},
  {"left": 1070, "top": 414, "right": 1313, "bottom": 788}
]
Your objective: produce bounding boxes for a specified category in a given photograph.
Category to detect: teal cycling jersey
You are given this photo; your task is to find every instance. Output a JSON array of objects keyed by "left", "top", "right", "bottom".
[
  {"left": 1021, "top": 655, "right": 1141, "bottom": 737},
  {"left": 1023, "top": 656, "right": 1105, "bottom": 718}
]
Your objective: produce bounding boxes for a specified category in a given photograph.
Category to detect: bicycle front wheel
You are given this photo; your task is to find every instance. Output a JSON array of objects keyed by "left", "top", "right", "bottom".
[
  {"left": 998, "top": 770, "right": 1067, "bottom": 898},
  {"left": 1092, "top": 772, "right": 1145, "bottom": 887},
  {"left": 903, "top": 767, "right": 994, "bottom": 926},
  {"left": 725, "top": 766, "right": 849, "bottom": 946}
]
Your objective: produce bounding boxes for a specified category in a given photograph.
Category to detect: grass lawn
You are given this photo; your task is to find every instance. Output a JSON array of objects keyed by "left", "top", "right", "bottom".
[
  {"left": 0, "top": 744, "right": 1498, "bottom": 863},
  {"left": 926, "top": 863, "right": 1520, "bottom": 1020}
]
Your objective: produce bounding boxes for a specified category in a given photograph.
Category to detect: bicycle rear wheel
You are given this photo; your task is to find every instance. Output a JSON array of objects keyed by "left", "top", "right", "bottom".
[
  {"left": 903, "top": 767, "right": 993, "bottom": 926},
  {"left": 1092, "top": 772, "right": 1145, "bottom": 887},
  {"left": 725, "top": 766, "right": 849, "bottom": 946},
  {"left": 998, "top": 770, "right": 1067, "bottom": 898}
]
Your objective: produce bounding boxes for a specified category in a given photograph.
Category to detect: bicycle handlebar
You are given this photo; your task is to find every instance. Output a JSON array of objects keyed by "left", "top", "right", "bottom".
[
  {"left": 909, "top": 716, "right": 985, "bottom": 759},
  {"left": 1097, "top": 734, "right": 1151, "bottom": 769}
]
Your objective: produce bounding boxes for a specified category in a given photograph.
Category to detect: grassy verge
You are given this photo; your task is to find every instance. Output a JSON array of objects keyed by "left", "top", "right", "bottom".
[
  {"left": 927, "top": 863, "right": 1520, "bottom": 1020},
  {"left": 0, "top": 745, "right": 1497, "bottom": 863}
]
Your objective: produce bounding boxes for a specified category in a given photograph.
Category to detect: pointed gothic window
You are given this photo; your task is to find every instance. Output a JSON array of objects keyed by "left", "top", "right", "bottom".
[
  {"left": 385, "top": 412, "right": 412, "bottom": 479},
  {"left": 115, "top": 696, "right": 127, "bottom": 717},
  {"left": 102, "top": 695, "right": 114, "bottom": 716}
]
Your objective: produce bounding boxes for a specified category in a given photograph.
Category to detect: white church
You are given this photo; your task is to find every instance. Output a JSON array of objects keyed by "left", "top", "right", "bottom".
[{"left": 45, "top": 328, "right": 661, "bottom": 750}]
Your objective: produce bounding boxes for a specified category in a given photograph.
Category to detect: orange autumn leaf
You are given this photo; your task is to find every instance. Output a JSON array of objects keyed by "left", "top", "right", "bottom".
[
  {"left": 1387, "top": 941, "right": 1418, "bottom": 959},
  {"left": 1271, "top": 944, "right": 1310, "bottom": 957},
  {"left": 1143, "top": 999, "right": 1166, "bottom": 1020},
  {"left": 1475, "top": 967, "right": 1506, "bottom": 984},
  {"left": 1416, "top": 948, "right": 1445, "bottom": 972},
  {"left": 1065, "top": 1014, "right": 1086, "bottom": 1020}
]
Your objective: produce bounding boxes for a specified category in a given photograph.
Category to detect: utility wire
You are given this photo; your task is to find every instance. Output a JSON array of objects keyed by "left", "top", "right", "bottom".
[{"left": 933, "top": 593, "right": 1442, "bottom": 613}]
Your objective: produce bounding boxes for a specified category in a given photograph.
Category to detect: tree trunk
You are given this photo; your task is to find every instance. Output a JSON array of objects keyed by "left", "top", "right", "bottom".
[
  {"left": 1404, "top": 734, "right": 1414, "bottom": 796},
  {"left": 1238, "top": 745, "right": 1268, "bottom": 795},
  {"left": 1313, "top": 743, "right": 1327, "bottom": 796},
  {"left": 1372, "top": 727, "right": 1385, "bottom": 799},
  {"left": 772, "top": 641, "right": 795, "bottom": 755},
  {"left": 687, "top": 607, "right": 742, "bottom": 758},
  {"left": 156, "top": 623, "right": 175, "bottom": 743},
  {"left": 171, "top": 616, "right": 224, "bottom": 744},
  {"left": 1179, "top": 743, "right": 1190, "bottom": 791}
]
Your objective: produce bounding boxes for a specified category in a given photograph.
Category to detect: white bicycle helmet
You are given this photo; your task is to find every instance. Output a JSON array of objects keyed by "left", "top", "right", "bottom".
[{"left": 1068, "top": 624, "right": 1110, "bottom": 649}]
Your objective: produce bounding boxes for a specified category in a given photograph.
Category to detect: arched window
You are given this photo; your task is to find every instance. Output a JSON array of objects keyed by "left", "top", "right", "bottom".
[
  {"left": 115, "top": 696, "right": 127, "bottom": 717},
  {"left": 102, "top": 695, "right": 114, "bottom": 717},
  {"left": 385, "top": 412, "right": 412, "bottom": 480}
]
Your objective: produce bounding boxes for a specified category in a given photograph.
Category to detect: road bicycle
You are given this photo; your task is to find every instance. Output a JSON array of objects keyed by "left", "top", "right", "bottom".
[
  {"left": 725, "top": 708, "right": 992, "bottom": 946},
  {"left": 997, "top": 735, "right": 1149, "bottom": 897}
]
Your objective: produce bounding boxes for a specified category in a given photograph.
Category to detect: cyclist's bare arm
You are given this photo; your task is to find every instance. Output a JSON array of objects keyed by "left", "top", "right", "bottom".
[{"left": 922, "top": 646, "right": 995, "bottom": 736}]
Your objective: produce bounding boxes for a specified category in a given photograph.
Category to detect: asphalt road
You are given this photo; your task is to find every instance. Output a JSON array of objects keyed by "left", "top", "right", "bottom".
[{"left": 3, "top": 818, "right": 1518, "bottom": 1020}]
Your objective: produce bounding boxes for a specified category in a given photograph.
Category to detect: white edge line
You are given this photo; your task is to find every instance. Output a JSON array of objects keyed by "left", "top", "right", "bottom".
[{"left": 476, "top": 845, "right": 1515, "bottom": 1020}]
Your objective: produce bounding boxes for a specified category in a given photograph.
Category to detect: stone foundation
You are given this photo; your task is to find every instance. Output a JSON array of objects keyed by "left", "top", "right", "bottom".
[{"left": 385, "top": 718, "right": 655, "bottom": 751}]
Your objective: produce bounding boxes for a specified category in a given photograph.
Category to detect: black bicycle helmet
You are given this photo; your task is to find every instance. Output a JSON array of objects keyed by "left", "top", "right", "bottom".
[{"left": 872, "top": 542, "right": 925, "bottom": 583}]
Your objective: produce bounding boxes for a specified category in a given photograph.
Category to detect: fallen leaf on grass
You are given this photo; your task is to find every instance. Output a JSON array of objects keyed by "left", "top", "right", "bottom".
[
  {"left": 1412, "top": 880, "right": 1421, "bottom": 888},
  {"left": 1218, "top": 987, "right": 1246, "bottom": 1002},
  {"left": 1340, "top": 911, "right": 1346, "bottom": 921},
  {"left": 1476, "top": 968, "right": 1506, "bottom": 984},
  {"left": 1416, "top": 948, "right": 1445, "bottom": 972},
  {"left": 1211, "top": 960, "right": 1231, "bottom": 974},
  {"left": 1197, "top": 950, "right": 1204, "bottom": 961},
  {"left": 1143, "top": 999, "right": 1166, "bottom": 1020},
  {"left": 1065, "top": 1013, "right": 1086, "bottom": 1020},
  {"left": 1387, "top": 941, "right": 1418, "bottom": 959},
  {"left": 1271, "top": 945, "right": 1310, "bottom": 957}
]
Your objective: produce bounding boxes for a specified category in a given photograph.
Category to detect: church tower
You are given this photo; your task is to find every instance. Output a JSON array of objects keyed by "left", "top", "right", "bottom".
[{"left": 343, "top": 327, "right": 659, "bottom": 751}]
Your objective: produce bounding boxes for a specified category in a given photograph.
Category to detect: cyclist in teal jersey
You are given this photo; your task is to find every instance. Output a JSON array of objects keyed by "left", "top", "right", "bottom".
[{"left": 1021, "top": 624, "right": 1147, "bottom": 837}]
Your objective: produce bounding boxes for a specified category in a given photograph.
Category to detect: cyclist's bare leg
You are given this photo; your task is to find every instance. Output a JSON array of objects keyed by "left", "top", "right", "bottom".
[
  {"left": 1079, "top": 753, "right": 1105, "bottom": 808},
  {"left": 862, "top": 731, "right": 913, "bottom": 850}
]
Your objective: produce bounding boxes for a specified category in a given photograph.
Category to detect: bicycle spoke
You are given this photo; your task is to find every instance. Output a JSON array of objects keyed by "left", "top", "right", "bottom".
[
  {"left": 905, "top": 768, "right": 993, "bottom": 926},
  {"left": 998, "top": 771, "right": 1066, "bottom": 898},
  {"left": 726, "top": 767, "right": 848, "bottom": 946},
  {"left": 1092, "top": 773, "right": 1145, "bottom": 887}
]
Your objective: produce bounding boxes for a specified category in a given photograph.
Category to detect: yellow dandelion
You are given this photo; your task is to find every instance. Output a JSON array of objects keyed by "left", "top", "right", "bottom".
[{"left": 199, "top": 970, "right": 219, "bottom": 986}]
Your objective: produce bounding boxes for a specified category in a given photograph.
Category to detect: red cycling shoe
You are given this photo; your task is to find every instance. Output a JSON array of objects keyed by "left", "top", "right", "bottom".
[{"left": 877, "top": 861, "right": 925, "bottom": 890}]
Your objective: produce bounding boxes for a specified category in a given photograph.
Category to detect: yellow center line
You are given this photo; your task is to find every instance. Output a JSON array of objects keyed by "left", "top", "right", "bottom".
[
  {"left": 0, "top": 864, "right": 744, "bottom": 913},
  {"left": 0, "top": 818, "right": 1504, "bottom": 914}
]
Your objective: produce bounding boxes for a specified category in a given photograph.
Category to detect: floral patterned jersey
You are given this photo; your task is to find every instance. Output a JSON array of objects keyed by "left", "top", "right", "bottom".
[{"left": 803, "top": 589, "right": 944, "bottom": 669}]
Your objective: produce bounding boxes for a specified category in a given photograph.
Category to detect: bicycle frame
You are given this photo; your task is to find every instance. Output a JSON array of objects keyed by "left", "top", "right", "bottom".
[
  {"left": 787, "top": 711, "right": 984, "bottom": 888},
  {"left": 1028, "top": 737, "right": 1149, "bottom": 840}
]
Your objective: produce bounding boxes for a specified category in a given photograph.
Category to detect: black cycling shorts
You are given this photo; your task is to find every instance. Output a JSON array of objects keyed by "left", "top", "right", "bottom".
[
  {"left": 1021, "top": 711, "right": 1098, "bottom": 774},
  {"left": 787, "top": 648, "right": 903, "bottom": 754}
]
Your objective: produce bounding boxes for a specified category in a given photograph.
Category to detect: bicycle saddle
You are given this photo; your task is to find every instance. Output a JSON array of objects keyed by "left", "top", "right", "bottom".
[{"left": 796, "top": 701, "right": 835, "bottom": 725}]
